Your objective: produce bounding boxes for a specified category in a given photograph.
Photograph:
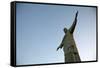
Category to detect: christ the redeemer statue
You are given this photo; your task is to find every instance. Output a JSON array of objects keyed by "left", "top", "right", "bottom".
[{"left": 57, "top": 11, "right": 81, "bottom": 63}]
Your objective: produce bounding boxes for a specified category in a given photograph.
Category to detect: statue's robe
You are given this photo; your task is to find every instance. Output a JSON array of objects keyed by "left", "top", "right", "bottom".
[{"left": 60, "top": 30, "right": 81, "bottom": 63}]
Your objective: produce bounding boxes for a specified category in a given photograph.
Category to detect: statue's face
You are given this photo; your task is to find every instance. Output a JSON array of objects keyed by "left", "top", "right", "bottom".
[{"left": 63, "top": 28, "right": 67, "bottom": 33}]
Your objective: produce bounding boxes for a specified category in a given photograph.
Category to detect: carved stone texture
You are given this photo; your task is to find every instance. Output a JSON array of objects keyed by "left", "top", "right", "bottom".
[{"left": 57, "top": 11, "right": 81, "bottom": 63}]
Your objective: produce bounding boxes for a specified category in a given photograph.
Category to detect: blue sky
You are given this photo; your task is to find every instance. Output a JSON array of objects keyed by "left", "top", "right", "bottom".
[{"left": 16, "top": 3, "right": 96, "bottom": 65}]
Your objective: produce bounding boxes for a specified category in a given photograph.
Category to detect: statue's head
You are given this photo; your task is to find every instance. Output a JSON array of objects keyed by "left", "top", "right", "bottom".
[{"left": 63, "top": 28, "right": 67, "bottom": 33}]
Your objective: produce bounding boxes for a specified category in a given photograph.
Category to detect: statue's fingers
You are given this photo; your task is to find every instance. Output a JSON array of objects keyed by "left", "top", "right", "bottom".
[
  {"left": 76, "top": 11, "right": 78, "bottom": 14},
  {"left": 76, "top": 11, "right": 78, "bottom": 17},
  {"left": 57, "top": 47, "right": 60, "bottom": 51}
]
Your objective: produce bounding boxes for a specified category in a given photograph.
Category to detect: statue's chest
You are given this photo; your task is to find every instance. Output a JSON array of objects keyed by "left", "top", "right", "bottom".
[
  {"left": 64, "top": 32, "right": 74, "bottom": 42},
  {"left": 63, "top": 31, "right": 77, "bottom": 52}
]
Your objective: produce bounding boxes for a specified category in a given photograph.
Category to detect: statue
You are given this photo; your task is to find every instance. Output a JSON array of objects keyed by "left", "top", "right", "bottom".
[{"left": 57, "top": 11, "right": 81, "bottom": 63}]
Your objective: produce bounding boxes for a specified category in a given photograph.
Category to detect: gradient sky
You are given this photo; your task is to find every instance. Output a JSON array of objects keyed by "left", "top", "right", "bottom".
[{"left": 16, "top": 3, "right": 97, "bottom": 65}]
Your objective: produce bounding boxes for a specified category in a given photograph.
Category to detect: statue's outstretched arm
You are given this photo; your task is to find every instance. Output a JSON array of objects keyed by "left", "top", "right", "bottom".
[
  {"left": 56, "top": 43, "right": 63, "bottom": 51},
  {"left": 69, "top": 11, "right": 78, "bottom": 34},
  {"left": 57, "top": 35, "right": 66, "bottom": 51}
]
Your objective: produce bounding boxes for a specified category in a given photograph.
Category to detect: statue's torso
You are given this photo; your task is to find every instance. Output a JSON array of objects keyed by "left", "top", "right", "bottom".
[
  {"left": 62, "top": 30, "right": 78, "bottom": 54},
  {"left": 62, "top": 30, "right": 81, "bottom": 62}
]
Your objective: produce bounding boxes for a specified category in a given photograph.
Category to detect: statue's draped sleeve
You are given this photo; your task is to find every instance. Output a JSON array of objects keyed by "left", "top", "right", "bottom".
[
  {"left": 59, "top": 35, "right": 66, "bottom": 48},
  {"left": 69, "top": 11, "right": 78, "bottom": 34}
]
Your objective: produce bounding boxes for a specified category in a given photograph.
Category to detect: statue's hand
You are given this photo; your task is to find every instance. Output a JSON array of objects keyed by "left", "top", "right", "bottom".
[
  {"left": 57, "top": 44, "right": 63, "bottom": 51},
  {"left": 56, "top": 46, "right": 60, "bottom": 51},
  {"left": 75, "top": 11, "right": 78, "bottom": 18}
]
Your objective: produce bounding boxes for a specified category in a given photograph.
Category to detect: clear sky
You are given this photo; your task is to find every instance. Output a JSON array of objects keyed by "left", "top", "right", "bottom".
[{"left": 16, "top": 3, "right": 97, "bottom": 65}]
